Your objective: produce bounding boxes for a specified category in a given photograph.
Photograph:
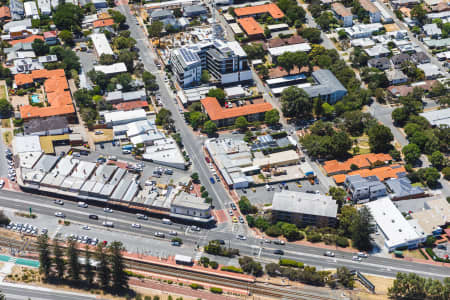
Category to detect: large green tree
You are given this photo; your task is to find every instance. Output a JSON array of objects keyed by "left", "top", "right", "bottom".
[
  {"left": 66, "top": 239, "right": 80, "bottom": 282},
  {"left": 53, "top": 4, "right": 84, "bottom": 31},
  {"left": 37, "top": 234, "right": 52, "bottom": 280},
  {"left": 350, "top": 206, "right": 375, "bottom": 251},
  {"left": 277, "top": 52, "right": 296, "bottom": 74},
  {"left": 402, "top": 143, "right": 421, "bottom": 165},
  {"left": 109, "top": 241, "right": 129, "bottom": 293},
  {"left": 207, "top": 88, "right": 226, "bottom": 105},
  {"left": 53, "top": 239, "right": 65, "bottom": 280},
  {"left": 265, "top": 109, "right": 280, "bottom": 125},
  {"left": 368, "top": 124, "right": 393, "bottom": 153},
  {"left": 235, "top": 116, "right": 248, "bottom": 131},
  {"left": 203, "top": 120, "right": 217, "bottom": 136},
  {"left": 280, "top": 86, "right": 312, "bottom": 119},
  {"left": 95, "top": 243, "right": 111, "bottom": 290},
  {"left": 147, "top": 21, "right": 164, "bottom": 44},
  {"left": 0, "top": 99, "right": 12, "bottom": 117},
  {"left": 32, "top": 39, "right": 49, "bottom": 56}
]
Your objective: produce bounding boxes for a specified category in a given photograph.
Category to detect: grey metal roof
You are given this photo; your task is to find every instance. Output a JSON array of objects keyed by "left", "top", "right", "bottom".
[
  {"left": 24, "top": 116, "right": 68, "bottom": 135},
  {"left": 93, "top": 164, "right": 117, "bottom": 184},
  {"left": 151, "top": 9, "right": 174, "bottom": 19},
  {"left": 302, "top": 69, "right": 347, "bottom": 98},
  {"left": 183, "top": 5, "right": 207, "bottom": 14},
  {"left": 272, "top": 191, "right": 337, "bottom": 218},
  {"left": 172, "top": 192, "right": 211, "bottom": 211},
  {"left": 33, "top": 155, "right": 60, "bottom": 173},
  {"left": 386, "top": 177, "right": 424, "bottom": 198},
  {"left": 123, "top": 89, "right": 146, "bottom": 101},
  {"left": 368, "top": 57, "right": 390, "bottom": 69},
  {"left": 419, "top": 108, "right": 450, "bottom": 127},
  {"left": 110, "top": 173, "right": 133, "bottom": 201}
]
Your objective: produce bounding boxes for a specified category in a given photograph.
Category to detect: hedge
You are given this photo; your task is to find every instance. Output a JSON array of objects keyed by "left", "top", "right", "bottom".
[
  {"left": 336, "top": 236, "right": 349, "bottom": 248},
  {"left": 270, "top": 131, "right": 288, "bottom": 139},
  {"left": 209, "top": 261, "right": 219, "bottom": 269},
  {"left": 279, "top": 259, "right": 304, "bottom": 269},
  {"left": 426, "top": 248, "right": 450, "bottom": 263},
  {"left": 210, "top": 287, "right": 223, "bottom": 294},
  {"left": 189, "top": 283, "right": 204, "bottom": 290},
  {"left": 221, "top": 266, "right": 243, "bottom": 274},
  {"left": 418, "top": 248, "right": 428, "bottom": 260}
]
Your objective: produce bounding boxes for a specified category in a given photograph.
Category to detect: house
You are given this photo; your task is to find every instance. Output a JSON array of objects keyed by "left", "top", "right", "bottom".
[
  {"left": 114, "top": 101, "right": 149, "bottom": 111},
  {"left": 411, "top": 198, "right": 450, "bottom": 237},
  {"left": 170, "top": 192, "right": 213, "bottom": 221},
  {"left": 359, "top": 0, "right": 381, "bottom": 23},
  {"left": 418, "top": 63, "right": 442, "bottom": 79},
  {"left": 391, "top": 0, "right": 420, "bottom": 9},
  {"left": 344, "top": 23, "right": 383, "bottom": 39},
  {"left": 368, "top": 57, "right": 390, "bottom": 70},
  {"left": 423, "top": 23, "right": 442, "bottom": 38},
  {"left": 93, "top": 18, "right": 115, "bottom": 32},
  {"left": 419, "top": 107, "right": 450, "bottom": 127},
  {"left": 183, "top": 5, "right": 207, "bottom": 17},
  {"left": 105, "top": 89, "right": 147, "bottom": 104},
  {"left": 9, "top": 0, "right": 24, "bottom": 20},
  {"left": 331, "top": 3, "right": 353, "bottom": 27},
  {"left": 3, "top": 18, "right": 32, "bottom": 33},
  {"left": 234, "top": 3, "right": 285, "bottom": 20},
  {"left": 271, "top": 191, "right": 338, "bottom": 228},
  {"left": 103, "top": 109, "right": 147, "bottom": 126},
  {"left": 387, "top": 85, "right": 414, "bottom": 97},
  {"left": 200, "top": 97, "right": 272, "bottom": 127},
  {"left": 0, "top": 6, "right": 11, "bottom": 23},
  {"left": 365, "top": 45, "right": 390, "bottom": 58},
  {"left": 150, "top": 9, "right": 175, "bottom": 21},
  {"left": 411, "top": 52, "right": 430, "bottom": 64},
  {"left": 302, "top": 69, "right": 347, "bottom": 104},
  {"left": 24, "top": 116, "right": 70, "bottom": 136},
  {"left": 366, "top": 197, "right": 426, "bottom": 252},
  {"left": 385, "top": 177, "right": 425, "bottom": 200},
  {"left": 268, "top": 43, "right": 311, "bottom": 62},
  {"left": 43, "top": 31, "right": 58, "bottom": 45},
  {"left": 37, "top": 0, "right": 52, "bottom": 16},
  {"left": 386, "top": 69, "right": 408, "bottom": 85},
  {"left": 391, "top": 53, "right": 410, "bottom": 69},
  {"left": 238, "top": 17, "right": 264, "bottom": 39},
  {"left": 24, "top": 1, "right": 39, "bottom": 19},
  {"left": 94, "top": 63, "right": 127, "bottom": 76},
  {"left": 324, "top": 153, "right": 393, "bottom": 175},
  {"left": 90, "top": 33, "right": 114, "bottom": 57},
  {"left": 345, "top": 175, "right": 387, "bottom": 203}
]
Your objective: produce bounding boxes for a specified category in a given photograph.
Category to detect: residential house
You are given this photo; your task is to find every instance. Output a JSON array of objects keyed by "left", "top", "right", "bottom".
[
  {"left": 344, "top": 23, "right": 383, "bottom": 39},
  {"left": 324, "top": 153, "right": 393, "bottom": 175},
  {"left": 103, "top": 109, "right": 147, "bottom": 126},
  {"left": 271, "top": 191, "right": 338, "bottom": 228},
  {"left": 387, "top": 85, "right": 414, "bottom": 97},
  {"left": 24, "top": 1, "right": 39, "bottom": 19},
  {"left": 90, "top": 33, "right": 114, "bottom": 57},
  {"left": 365, "top": 45, "right": 390, "bottom": 58},
  {"left": 0, "top": 6, "right": 11, "bottom": 23},
  {"left": 268, "top": 43, "right": 311, "bottom": 62},
  {"left": 359, "top": 0, "right": 381, "bottom": 23},
  {"left": 238, "top": 17, "right": 264, "bottom": 39},
  {"left": 385, "top": 177, "right": 425, "bottom": 200},
  {"left": 3, "top": 18, "right": 32, "bottom": 33},
  {"left": 386, "top": 69, "right": 408, "bottom": 84},
  {"left": 302, "top": 69, "right": 347, "bottom": 104},
  {"left": 391, "top": 53, "right": 410, "bottom": 69},
  {"left": 183, "top": 5, "right": 207, "bottom": 17},
  {"left": 423, "top": 23, "right": 442, "bottom": 38},
  {"left": 332, "top": 164, "right": 406, "bottom": 184},
  {"left": 37, "top": 0, "right": 52, "bottom": 16},
  {"left": 345, "top": 174, "right": 387, "bottom": 203},
  {"left": 200, "top": 97, "right": 273, "bottom": 127},
  {"left": 150, "top": 9, "right": 175, "bottom": 21},
  {"left": 391, "top": 0, "right": 421, "bottom": 9},
  {"left": 43, "top": 31, "right": 58, "bottom": 45},
  {"left": 93, "top": 18, "right": 115, "bottom": 33},
  {"left": 234, "top": 3, "right": 285, "bottom": 20},
  {"left": 368, "top": 57, "right": 391, "bottom": 70},
  {"left": 94, "top": 63, "right": 127, "bottom": 76},
  {"left": 411, "top": 52, "right": 430, "bottom": 64},
  {"left": 418, "top": 63, "right": 442, "bottom": 79},
  {"left": 9, "top": 0, "right": 24, "bottom": 20},
  {"left": 105, "top": 89, "right": 147, "bottom": 104},
  {"left": 331, "top": 3, "right": 353, "bottom": 27}
]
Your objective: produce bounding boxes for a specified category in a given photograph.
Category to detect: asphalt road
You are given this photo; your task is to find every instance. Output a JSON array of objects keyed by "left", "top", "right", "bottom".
[
  {"left": 116, "top": 5, "right": 233, "bottom": 230},
  {"left": 0, "top": 283, "right": 100, "bottom": 300},
  {"left": 3, "top": 189, "right": 449, "bottom": 280}
]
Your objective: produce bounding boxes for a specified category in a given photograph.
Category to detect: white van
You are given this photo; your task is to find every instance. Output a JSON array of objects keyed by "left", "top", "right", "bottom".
[
  {"left": 162, "top": 218, "right": 172, "bottom": 225},
  {"left": 78, "top": 202, "right": 88, "bottom": 208}
]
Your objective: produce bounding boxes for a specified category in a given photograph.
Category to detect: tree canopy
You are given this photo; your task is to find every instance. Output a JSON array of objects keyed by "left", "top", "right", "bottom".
[
  {"left": 368, "top": 124, "right": 393, "bottom": 153},
  {"left": 280, "top": 86, "right": 312, "bottom": 119},
  {"left": 53, "top": 4, "right": 84, "bottom": 31}
]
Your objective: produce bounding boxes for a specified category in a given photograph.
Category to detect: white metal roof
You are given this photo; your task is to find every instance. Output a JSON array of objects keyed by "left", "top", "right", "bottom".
[
  {"left": 268, "top": 43, "right": 311, "bottom": 56},
  {"left": 90, "top": 33, "right": 114, "bottom": 56}
]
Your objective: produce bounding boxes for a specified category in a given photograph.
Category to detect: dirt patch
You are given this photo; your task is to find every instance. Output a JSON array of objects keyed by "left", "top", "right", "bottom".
[
  {"left": 89, "top": 129, "right": 114, "bottom": 144},
  {"left": 402, "top": 249, "right": 427, "bottom": 260},
  {"left": 3, "top": 131, "right": 12, "bottom": 145},
  {"left": 9, "top": 95, "right": 29, "bottom": 111},
  {"left": 354, "top": 274, "right": 394, "bottom": 300},
  {"left": 1, "top": 119, "right": 10, "bottom": 128},
  {"left": 0, "top": 85, "right": 6, "bottom": 99}
]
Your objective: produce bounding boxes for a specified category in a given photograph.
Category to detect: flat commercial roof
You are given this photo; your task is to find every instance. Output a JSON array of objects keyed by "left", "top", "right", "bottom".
[
  {"left": 272, "top": 191, "right": 337, "bottom": 218},
  {"left": 268, "top": 43, "right": 311, "bottom": 56},
  {"left": 90, "top": 33, "right": 114, "bottom": 56},
  {"left": 53, "top": 155, "right": 79, "bottom": 176},
  {"left": 70, "top": 161, "right": 96, "bottom": 179},
  {"left": 14, "top": 136, "right": 42, "bottom": 153}
]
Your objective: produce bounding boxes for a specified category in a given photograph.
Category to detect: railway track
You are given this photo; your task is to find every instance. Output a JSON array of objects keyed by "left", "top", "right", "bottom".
[{"left": 0, "top": 236, "right": 334, "bottom": 299}]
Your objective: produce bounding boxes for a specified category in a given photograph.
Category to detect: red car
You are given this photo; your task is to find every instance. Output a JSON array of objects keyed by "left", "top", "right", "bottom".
[{"left": 205, "top": 156, "right": 210, "bottom": 163}]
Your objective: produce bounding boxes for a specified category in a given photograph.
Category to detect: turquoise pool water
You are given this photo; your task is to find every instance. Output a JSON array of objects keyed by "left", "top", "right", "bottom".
[
  {"left": 0, "top": 254, "right": 39, "bottom": 267},
  {"left": 31, "top": 95, "right": 40, "bottom": 104}
]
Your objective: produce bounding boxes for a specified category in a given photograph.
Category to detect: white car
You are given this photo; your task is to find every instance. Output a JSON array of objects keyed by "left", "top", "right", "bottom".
[
  {"left": 104, "top": 208, "right": 113, "bottom": 213},
  {"left": 352, "top": 256, "right": 361, "bottom": 262},
  {"left": 357, "top": 252, "right": 369, "bottom": 258},
  {"left": 131, "top": 223, "right": 141, "bottom": 229},
  {"left": 54, "top": 212, "right": 65, "bottom": 218},
  {"left": 236, "top": 234, "right": 246, "bottom": 240},
  {"left": 169, "top": 230, "right": 177, "bottom": 236},
  {"left": 0, "top": 179, "right": 4, "bottom": 188},
  {"left": 54, "top": 199, "right": 64, "bottom": 205},
  {"left": 82, "top": 225, "right": 90, "bottom": 230}
]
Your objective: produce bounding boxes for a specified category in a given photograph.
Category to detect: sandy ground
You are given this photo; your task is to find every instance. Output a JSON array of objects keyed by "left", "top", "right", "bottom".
[{"left": 353, "top": 274, "right": 394, "bottom": 300}]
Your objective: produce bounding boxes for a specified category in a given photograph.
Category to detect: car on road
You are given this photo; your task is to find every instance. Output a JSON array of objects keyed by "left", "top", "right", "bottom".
[
  {"left": 352, "top": 256, "right": 362, "bottom": 262},
  {"left": 131, "top": 223, "right": 141, "bottom": 229},
  {"left": 190, "top": 225, "right": 200, "bottom": 231},
  {"left": 41, "top": 228, "right": 48, "bottom": 234},
  {"left": 324, "top": 251, "right": 335, "bottom": 257},
  {"left": 82, "top": 225, "right": 90, "bottom": 230},
  {"left": 53, "top": 199, "right": 63, "bottom": 206},
  {"left": 89, "top": 214, "right": 99, "bottom": 220},
  {"left": 78, "top": 202, "right": 88, "bottom": 208},
  {"left": 209, "top": 177, "right": 215, "bottom": 184},
  {"left": 274, "top": 249, "right": 284, "bottom": 255},
  {"left": 230, "top": 203, "right": 236, "bottom": 210},
  {"left": 154, "top": 232, "right": 165, "bottom": 238},
  {"left": 54, "top": 212, "right": 65, "bottom": 218},
  {"left": 169, "top": 230, "right": 177, "bottom": 236},
  {"left": 104, "top": 208, "right": 113, "bottom": 213},
  {"left": 239, "top": 216, "right": 244, "bottom": 223},
  {"left": 102, "top": 221, "right": 114, "bottom": 227},
  {"left": 264, "top": 239, "right": 272, "bottom": 244},
  {"left": 171, "top": 241, "right": 181, "bottom": 246},
  {"left": 136, "top": 213, "right": 148, "bottom": 220},
  {"left": 274, "top": 240, "right": 285, "bottom": 245},
  {"left": 122, "top": 149, "right": 131, "bottom": 154},
  {"left": 236, "top": 234, "right": 246, "bottom": 240},
  {"left": 232, "top": 217, "right": 238, "bottom": 223},
  {"left": 228, "top": 209, "right": 233, "bottom": 216},
  {"left": 357, "top": 252, "right": 368, "bottom": 258}
]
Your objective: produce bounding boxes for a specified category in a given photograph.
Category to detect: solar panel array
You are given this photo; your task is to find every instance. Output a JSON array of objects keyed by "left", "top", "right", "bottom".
[{"left": 179, "top": 48, "right": 198, "bottom": 63}]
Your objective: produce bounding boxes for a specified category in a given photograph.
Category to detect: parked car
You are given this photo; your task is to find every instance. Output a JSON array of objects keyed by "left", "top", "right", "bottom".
[
  {"left": 209, "top": 177, "right": 215, "bottom": 184},
  {"left": 239, "top": 216, "right": 245, "bottom": 223}
]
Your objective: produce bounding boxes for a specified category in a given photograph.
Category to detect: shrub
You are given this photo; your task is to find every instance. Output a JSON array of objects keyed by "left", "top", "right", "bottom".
[
  {"left": 306, "top": 232, "right": 322, "bottom": 243},
  {"left": 279, "top": 259, "right": 304, "bottom": 268},
  {"left": 336, "top": 236, "right": 349, "bottom": 248},
  {"left": 210, "top": 287, "right": 223, "bottom": 294},
  {"left": 221, "top": 266, "right": 243, "bottom": 274},
  {"left": 209, "top": 261, "right": 218, "bottom": 269},
  {"left": 265, "top": 225, "right": 282, "bottom": 237},
  {"left": 200, "top": 256, "right": 210, "bottom": 268},
  {"left": 189, "top": 283, "right": 204, "bottom": 290}
]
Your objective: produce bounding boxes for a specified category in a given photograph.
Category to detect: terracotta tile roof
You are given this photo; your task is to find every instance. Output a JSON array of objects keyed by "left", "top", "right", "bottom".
[
  {"left": 200, "top": 97, "right": 273, "bottom": 121},
  {"left": 324, "top": 153, "right": 393, "bottom": 175},
  {"left": 114, "top": 100, "right": 148, "bottom": 111},
  {"left": 9, "top": 35, "right": 44, "bottom": 46},
  {"left": 234, "top": 3, "right": 285, "bottom": 19},
  {"left": 333, "top": 164, "right": 406, "bottom": 184},
  {"left": 18, "top": 69, "right": 74, "bottom": 119},
  {"left": 331, "top": 3, "right": 353, "bottom": 17},
  {"left": 388, "top": 80, "right": 438, "bottom": 97},
  {"left": 43, "top": 31, "right": 57, "bottom": 39},
  {"left": 237, "top": 17, "right": 263, "bottom": 36},
  {"left": 93, "top": 18, "right": 114, "bottom": 28},
  {"left": 359, "top": 0, "right": 379, "bottom": 14},
  {"left": 14, "top": 73, "right": 33, "bottom": 86},
  {"left": 268, "top": 65, "right": 312, "bottom": 79},
  {"left": 268, "top": 37, "right": 285, "bottom": 48},
  {"left": 0, "top": 6, "right": 11, "bottom": 19},
  {"left": 285, "top": 35, "right": 306, "bottom": 45},
  {"left": 399, "top": 7, "right": 411, "bottom": 17}
]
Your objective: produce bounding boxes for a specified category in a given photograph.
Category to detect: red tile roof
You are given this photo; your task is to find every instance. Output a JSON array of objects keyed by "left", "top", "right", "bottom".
[
  {"left": 333, "top": 164, "right": 406, "bottom": 184},
  {"left": 200, "top": 97, "right": 272, "bottom": 121},
  {"left": 324, "top": 153, "right": 393, "bottom": 175},
  {"left": 234, "top": 3, "right": 285, "bottom": 19},
  {"left": 114, "top": 100, "right": 148, "bottom": 111},
  {"left": 0, "top": 6, "right": 11, "bottom": 19},
  {"left": 9, "top": 35, "right": 44, "bottom": 45},
  {"left": 237, "top": 17, "right": 264, "bottom": 36},
  {"left": 93, "top": 18, "right": 114, "bottom": 28},
  {"left": 43, "top": 31, "right": 57, "bottom": 39}
]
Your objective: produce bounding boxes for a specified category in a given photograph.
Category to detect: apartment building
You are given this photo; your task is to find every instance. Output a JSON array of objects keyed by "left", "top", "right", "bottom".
[{"left": 359, "top": 0, "right": 381, "bottom": 23}]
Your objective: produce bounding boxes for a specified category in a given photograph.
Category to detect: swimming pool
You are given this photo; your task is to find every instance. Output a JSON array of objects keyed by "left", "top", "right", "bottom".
[{"left": 31, "top": 94, "right": 40, "bottom": 104}]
